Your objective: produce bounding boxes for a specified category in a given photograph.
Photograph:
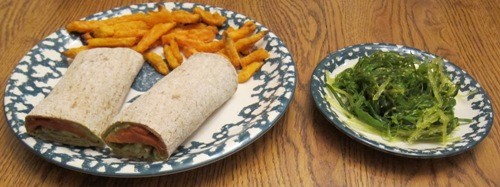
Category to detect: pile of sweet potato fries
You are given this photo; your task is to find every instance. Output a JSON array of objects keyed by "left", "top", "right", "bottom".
[{"left": 63, "top": 5, "right": 270, "bottom": 83}]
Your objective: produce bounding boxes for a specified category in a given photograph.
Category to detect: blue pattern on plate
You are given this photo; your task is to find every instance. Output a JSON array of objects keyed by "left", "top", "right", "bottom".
[
  {"left": 3, "top": 2, "right": 296, "bottom": 176},
  {"left": 311, "top": 43, "right": 494, "bottom": 158}
]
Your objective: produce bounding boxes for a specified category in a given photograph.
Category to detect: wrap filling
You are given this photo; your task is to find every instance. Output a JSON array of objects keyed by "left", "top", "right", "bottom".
[
  {"left": 104, "top": 124, "right": 167, "bottom": 160},
  {"left": 25, "top": 116, "right": 102, "bottom": 147}
]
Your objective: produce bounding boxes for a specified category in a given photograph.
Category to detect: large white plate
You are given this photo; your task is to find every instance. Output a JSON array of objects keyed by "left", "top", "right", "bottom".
[{"left": 3, "top": 2, "right": 296, "bottom": 177}]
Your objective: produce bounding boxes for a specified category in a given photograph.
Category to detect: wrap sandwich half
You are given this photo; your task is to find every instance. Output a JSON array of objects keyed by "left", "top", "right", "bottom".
[
  {"left": 102, "top": 53, "right": 238, "bottom": 160},
  {"left": 25, "top": 48, "right": 144, "bottom": 147}
]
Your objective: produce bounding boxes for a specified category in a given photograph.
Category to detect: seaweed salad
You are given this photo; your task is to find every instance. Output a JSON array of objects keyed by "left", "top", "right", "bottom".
[{"left": 325, "top": 51, "right": 464, "bottom": 143}]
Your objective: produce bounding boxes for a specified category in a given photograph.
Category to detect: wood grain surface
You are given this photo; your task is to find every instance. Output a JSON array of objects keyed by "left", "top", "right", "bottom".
[{"left": 1, "top": 0, "right": 499, "bottom": 186}]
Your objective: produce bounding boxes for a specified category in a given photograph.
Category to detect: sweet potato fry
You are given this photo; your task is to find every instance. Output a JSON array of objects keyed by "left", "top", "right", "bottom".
[
  {"left": 117, "top": 21, "right": 149, "bottom": 30},
  {"left": 169, "top": 38, "right": 183, "bottom": 63},
  {"left": 240, "top": 48, "right": 269, "bottom": 67},
  {"left": 223, "top": 32, "right": 241, "bottom": 68},
  {"left": 178, "top": 23, "right": 207, "bottom": 30},
  {"left": 240, "top": 47, "right": 255, "bottom": 55},
  {"left": 193, "top": 7, "right": 226, "bottom": 26},
  {"left": 171, "top": 10, "right": 201, "bottom": 24},
  {"left": 135, "top": 22, "right": 177, "bottom": 53},
  {"left": 216, "top": 50, "right": 228, "bottom": 58},
  {"left": 228, "top": 21, "right": 257, "bottom": 41},
  {"left": 161, "top": 30, "right": 187, "bottom": 44},
  {"left": 94, "top": 21, "right": 149, "bottom": 38},
  {"left": 144, "top": 11, "right": 172, "bottom": 26},
  {"left": 80, "top": 32, "right": 93, "bottom": 45},
  {"left": 144, "top": 52, "right": 169, "bottom": 75},
  {"left": 69, "top": 13, "right": 148, "bottom": 32},
  {"left": 176, "top": 36, "right": 224, "bottom": 52},
  {"left": 206, "top": 25, "right": 219, "bottom": 34},
  {"left": 150, "top": 39, "right": 163, "bottom": 49},
  {"left": 238, "top": 61, "right": 264, "bottom": 83},
  {"left": 235, "top": 30, "right": 268, "bottom": 52},
  {"left": 183, "top": 47, "right": 198, "bottom": 58},
  {"left": 101, "top": 13, "right": 149, "bottom": 25},
  {"left": 87, "top": 37, "right": 138, "bottom": 47},
  {"left": 82, "top": 32, "right": 93, "bottom": 40},
  {"left": 209, "top": 12, "right": 225, "bottom": 25},
  {"left": 92, "top": 26, "right": 115, "bottom": 38},
  {"left": 193, "top": 27, "right": 218, "bottom": 38},
  {"left": 158, "top": 4, "right": 168, "bottom": 12},
  {"left": 186, "top": 28, "right": 217, "bottom": 42},
  {"left": 114, "top": 29, "right": 148, "bottom": 38},
  {"left": 176, "top": 23, "right": 217, "bottom": 34},
  {"left": 66, "top": 21, "right": 106, "bottom": 33},
  {"left": 163, "top": 45, "right": 181, "bottom": 69},
  {"left": 62, "top": 46, "right": 90, "bottom": 58},
  {"left": 160, "top": 23, "right": 215, "bottom": 43},
  {"left": 161, "top": 28, "right": 216, "bottom": 44},
  {"left": 192, "top": 8, "right": 207, "bottom": 16}
]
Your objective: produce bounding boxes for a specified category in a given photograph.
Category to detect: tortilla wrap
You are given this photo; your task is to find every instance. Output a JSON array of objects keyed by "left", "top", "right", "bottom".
[
  {"left": 103, "top": 53, "right": 237, "bottom": 160},
  {"left": 25, "top": 48, "right": 144, "bottom": 147}
]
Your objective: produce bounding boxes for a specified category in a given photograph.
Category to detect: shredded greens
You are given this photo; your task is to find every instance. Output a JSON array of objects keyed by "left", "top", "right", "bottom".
[{"left": 325, "top": 51, "right": 462, "bottom": 143}]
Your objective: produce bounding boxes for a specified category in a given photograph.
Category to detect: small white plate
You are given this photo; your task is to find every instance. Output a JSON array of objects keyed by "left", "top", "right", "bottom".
[{"left": 311, "top": 43, "right": 494, "bottom": 158}]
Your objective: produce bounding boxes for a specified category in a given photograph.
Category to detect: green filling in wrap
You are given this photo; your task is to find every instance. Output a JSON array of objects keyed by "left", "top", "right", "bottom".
[
  {"left": 31, "top": 127, "right": 101, "bottom": 147},
  {"left": 107, "top": 142, "right": 162, "bottom": 160},
  {"left": 104, "top": 124, "right": 165, "bottom": 161}
]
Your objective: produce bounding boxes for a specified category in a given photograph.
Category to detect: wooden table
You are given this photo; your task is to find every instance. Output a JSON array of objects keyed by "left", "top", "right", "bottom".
[{"left": 1, "top": 0, "right": 499, "bottom": 186}]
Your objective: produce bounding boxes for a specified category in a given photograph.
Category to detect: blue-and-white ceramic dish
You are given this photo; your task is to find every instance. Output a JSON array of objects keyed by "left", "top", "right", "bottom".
[
  {"left": 3, "top": 2, "right": 296, "bottom": 177},
  {"left": 311, "top": 43, "right": 493, "bottom": 158}
]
